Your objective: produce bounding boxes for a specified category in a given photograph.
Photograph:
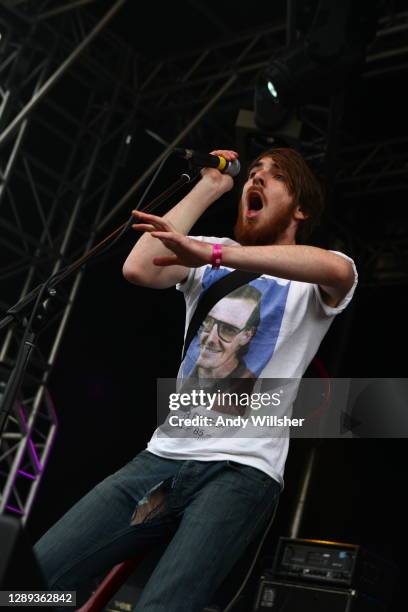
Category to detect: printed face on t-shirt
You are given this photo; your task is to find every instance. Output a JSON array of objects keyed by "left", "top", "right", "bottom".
[
  {"left": 181, "top": 270, "right": 292, "bottom": 379},
  {"left": 196, "top": 296, "right": 257, "bottom": 376}
]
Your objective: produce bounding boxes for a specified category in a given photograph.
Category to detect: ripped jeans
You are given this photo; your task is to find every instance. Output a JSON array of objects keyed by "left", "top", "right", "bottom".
[{"left": 33, "top": 450, "right": 280, "bottom": 612}]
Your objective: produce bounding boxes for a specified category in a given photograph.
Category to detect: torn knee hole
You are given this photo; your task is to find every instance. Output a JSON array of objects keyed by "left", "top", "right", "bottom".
[{"left": 130, "top": 481, "right": 167, "bottom": 525}]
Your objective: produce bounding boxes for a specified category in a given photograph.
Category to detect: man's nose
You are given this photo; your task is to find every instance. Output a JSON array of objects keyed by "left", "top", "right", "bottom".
[
  {"left": 206, "top": 324, "right": 220, "bottom": 344},
  {"left": 253, "top": 173, "right": 265, "bottom": 187}
]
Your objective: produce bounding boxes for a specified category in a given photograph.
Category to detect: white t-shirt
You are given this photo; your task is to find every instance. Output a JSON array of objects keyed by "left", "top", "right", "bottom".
[{"left": 147, "top": 236, "right": 358, "bottom": 487}]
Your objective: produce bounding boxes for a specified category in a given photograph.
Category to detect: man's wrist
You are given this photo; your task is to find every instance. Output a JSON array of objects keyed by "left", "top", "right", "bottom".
[
  {"left": 211, "top": 243, "right": 223, "bottom": 269},
  {"left": 199, "top": 172, "right": 231, "bottom": 199},
  {"left": 220, "top": 244, "right": 241, "bottom": 269}
]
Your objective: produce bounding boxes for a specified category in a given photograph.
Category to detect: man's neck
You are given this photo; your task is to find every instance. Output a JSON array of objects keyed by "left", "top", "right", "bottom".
[
  {"left": 268, "top": 224, "right": 297, "bottom": 246},
  {"left": 197, "top": 356, "right": 240, "bottom": 379}
]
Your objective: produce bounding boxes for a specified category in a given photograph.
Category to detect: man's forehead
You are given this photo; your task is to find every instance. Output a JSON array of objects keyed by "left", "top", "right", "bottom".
[
  {"left": 249, "top": 156, "right": 280, "bottom": 171},
  {"left": 211, "top": 297, "right": 256, "bottom": 319}
]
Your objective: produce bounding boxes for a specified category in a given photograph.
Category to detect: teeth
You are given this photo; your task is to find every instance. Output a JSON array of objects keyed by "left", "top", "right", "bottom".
[{"left": 203, "top": 346, "right": 221, "bottom": 353}]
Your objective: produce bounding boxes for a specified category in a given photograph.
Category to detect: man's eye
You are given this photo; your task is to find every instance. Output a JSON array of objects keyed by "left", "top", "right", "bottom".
[{"left": 274, "top": 174, "right": 284, "bottom": 180}]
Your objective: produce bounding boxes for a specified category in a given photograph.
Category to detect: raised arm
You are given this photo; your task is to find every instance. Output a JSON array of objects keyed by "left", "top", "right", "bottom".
[
  {"left": 122, "top": 159, "right": 235, "bottom": 289},
  {"left": 220, "top": 244, "right": 355, "bottom": 307},
  {"left": 131, "top": 228, "right": 355, "bottom": 307}
]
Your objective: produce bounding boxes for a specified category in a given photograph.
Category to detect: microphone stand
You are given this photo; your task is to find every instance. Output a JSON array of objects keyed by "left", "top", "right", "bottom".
[{"left": 0, "top": 171, "right": 194, "bottom": 436}]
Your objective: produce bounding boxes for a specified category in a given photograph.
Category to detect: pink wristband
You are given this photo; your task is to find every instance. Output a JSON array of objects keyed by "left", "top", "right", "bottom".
[{"left": 211, "top": 243, "right": 222, "bottom": 269}]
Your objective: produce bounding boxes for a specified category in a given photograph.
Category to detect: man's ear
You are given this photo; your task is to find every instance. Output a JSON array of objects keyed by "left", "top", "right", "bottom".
[
  {"left": 294, "top": 205, "right": 309, "bottom": 221},
  {"left": 240, "top": 328, "right": 255, "bottom": 346}
]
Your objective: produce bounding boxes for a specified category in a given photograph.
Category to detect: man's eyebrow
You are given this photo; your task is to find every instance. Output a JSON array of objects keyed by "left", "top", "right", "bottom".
[
  {"left": 247, "top": 161, "right": 262, "bottom": 175},
  {"left": 248, "top": 159, "right": 279, "bottom": 175},
  {"left": 248, "top": 161, "right": 262, "bottom": 172}
]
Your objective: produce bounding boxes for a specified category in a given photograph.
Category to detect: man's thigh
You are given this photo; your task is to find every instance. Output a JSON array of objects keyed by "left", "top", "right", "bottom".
[
  {"left": 168, "top": 461, "right": 280, "bottom": 569},
  {"left": 34, "top": 450, "right": 181, "bottom": 590},
  {"left": 134, "top": 462, "right": 280, "bottom": 612}
]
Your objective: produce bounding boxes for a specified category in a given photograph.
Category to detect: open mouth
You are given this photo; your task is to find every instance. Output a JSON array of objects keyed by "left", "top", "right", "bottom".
[{"left": 246, "top": 191, "right": 264, "bottom": 218}]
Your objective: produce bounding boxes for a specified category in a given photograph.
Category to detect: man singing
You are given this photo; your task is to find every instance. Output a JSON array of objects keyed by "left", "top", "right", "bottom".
[{"left": 34, "top": 147, "right": 357, "bottom": 611}]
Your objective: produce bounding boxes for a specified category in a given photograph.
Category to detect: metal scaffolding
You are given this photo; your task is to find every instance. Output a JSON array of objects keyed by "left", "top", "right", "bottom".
[
  {"left": 0, "top": 0, "right": 135, "bottom": 522},
  {"left": 132, "top": 11, "right": 408, "bottom": 115}
]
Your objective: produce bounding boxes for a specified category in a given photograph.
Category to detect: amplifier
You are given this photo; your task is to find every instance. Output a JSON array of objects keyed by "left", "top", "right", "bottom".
[
  {"left": 253, "top": 578, "right": 387, "bottom": 612},
  {"left": 271, "top": 538, "right": 397, "bottom": 604},
  {"left": 0, "top": 515, "right": 46, "bottom": 589}
]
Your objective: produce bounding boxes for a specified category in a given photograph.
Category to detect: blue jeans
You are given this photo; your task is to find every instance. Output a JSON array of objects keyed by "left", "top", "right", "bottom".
[{"left": 34, "top": 450, "right": 280, "bottom": 612}]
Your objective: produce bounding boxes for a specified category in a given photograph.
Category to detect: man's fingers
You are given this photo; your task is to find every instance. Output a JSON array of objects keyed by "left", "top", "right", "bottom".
[
  {"left": 151, "top": 231, "right": 180, "bottom": 244},
  {"left": 132, "top": 210, "right": 159, "bottom": 219},
  {"left": 131, "top": 223, "right": 156, "bottom": 232},
  {"left": 210, "top": 149, "right": 238, "bottom": 160},
  {"left": 132, "top": 210, "right": 170, "bottom": 230}
]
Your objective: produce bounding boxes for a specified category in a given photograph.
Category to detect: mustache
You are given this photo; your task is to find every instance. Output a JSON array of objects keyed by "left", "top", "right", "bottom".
[{"left": 234, "top": 199, "right": 293, "bottom": 246}]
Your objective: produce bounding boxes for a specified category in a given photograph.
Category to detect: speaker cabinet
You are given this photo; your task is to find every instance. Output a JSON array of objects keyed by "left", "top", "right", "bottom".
[
  {"left": 0, "top": 515, "right": 45, "bottom": 589},
  {"left": 254, "top": 578, "right": 387, "bottom": 612}
]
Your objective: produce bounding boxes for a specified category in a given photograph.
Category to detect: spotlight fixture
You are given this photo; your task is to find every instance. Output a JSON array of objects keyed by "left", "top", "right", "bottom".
[
  {"left": 0, "top": 20, "right": 8, "bottom": 50},
  {"left": 254, "top": 0, "right": 379, "bottom": 131},
  {"left": 254, "top": 41, "right": 320, "bottom": 131}
]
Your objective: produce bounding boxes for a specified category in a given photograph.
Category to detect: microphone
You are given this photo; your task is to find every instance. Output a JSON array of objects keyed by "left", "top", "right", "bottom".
[{"left": 174, "top": 148, "right": 241, "bottom": 177}]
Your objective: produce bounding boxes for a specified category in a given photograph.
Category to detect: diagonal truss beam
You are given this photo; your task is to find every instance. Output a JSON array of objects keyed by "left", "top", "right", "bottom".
[
  {"left": 0, "top": 0, "right": 127, "bottom": 149},
  {"left": 37, "top": 0, "right": 99, "bottom": 20}
]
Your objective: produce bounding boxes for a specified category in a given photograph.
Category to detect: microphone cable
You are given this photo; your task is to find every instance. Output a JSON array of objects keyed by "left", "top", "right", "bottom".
[
  {"left": 56, "top": 150, "right": 176, "bottom": 277},
  {"left": 48, "top": 149, "right": 185, "bottom": 285},
  {"left": 221, "top": 500, "right": 280, "bottom": 612}
]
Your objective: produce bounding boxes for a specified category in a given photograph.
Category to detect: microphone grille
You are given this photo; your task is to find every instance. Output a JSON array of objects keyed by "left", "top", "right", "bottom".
[{"left": 227, "top": 159, "right": 241, "bottom": 177}]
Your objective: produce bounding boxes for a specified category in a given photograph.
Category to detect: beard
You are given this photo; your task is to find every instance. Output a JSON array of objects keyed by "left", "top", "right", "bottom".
[{"left": 233, "top": 199, "right": 295, "bottom": 246}]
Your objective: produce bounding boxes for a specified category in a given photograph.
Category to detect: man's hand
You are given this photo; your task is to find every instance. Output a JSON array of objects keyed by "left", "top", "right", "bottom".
[
  {"left": 199, "top": 149, "right": 239, "bottom": 194},
  {"left": 132, "top": 211, "right": 212, "bottom": 267}
]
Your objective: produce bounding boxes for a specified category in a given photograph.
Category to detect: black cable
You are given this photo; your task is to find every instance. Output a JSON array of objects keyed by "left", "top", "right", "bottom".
[
  {"left": 50, "top": 150, "right": 175, "bottom": 287},
  {"left": 222, "top": 502, "right": 280, "bottom": 612}
]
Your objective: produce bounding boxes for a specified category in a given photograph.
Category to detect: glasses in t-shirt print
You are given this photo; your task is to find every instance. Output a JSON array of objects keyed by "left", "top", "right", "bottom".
[
  {"left": 199, "top": 284, "right": 262, "bottom": 344},
  {"left": 200, "top": 314, "right": 249, "bottom": 343}
]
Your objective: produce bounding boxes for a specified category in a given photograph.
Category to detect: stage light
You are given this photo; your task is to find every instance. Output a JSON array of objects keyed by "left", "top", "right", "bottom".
[
  {"left": 0, "top": 21, "right": 10, "bottom": 54},
  {"left": 254, "top": 0, "right": 379, "bottom": 132},
  {"left": 254, "top": 41, "right": 317, "bottom": 131},
  {"left": 267, "top": 81, "right": 278, "bottom": 98}
]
